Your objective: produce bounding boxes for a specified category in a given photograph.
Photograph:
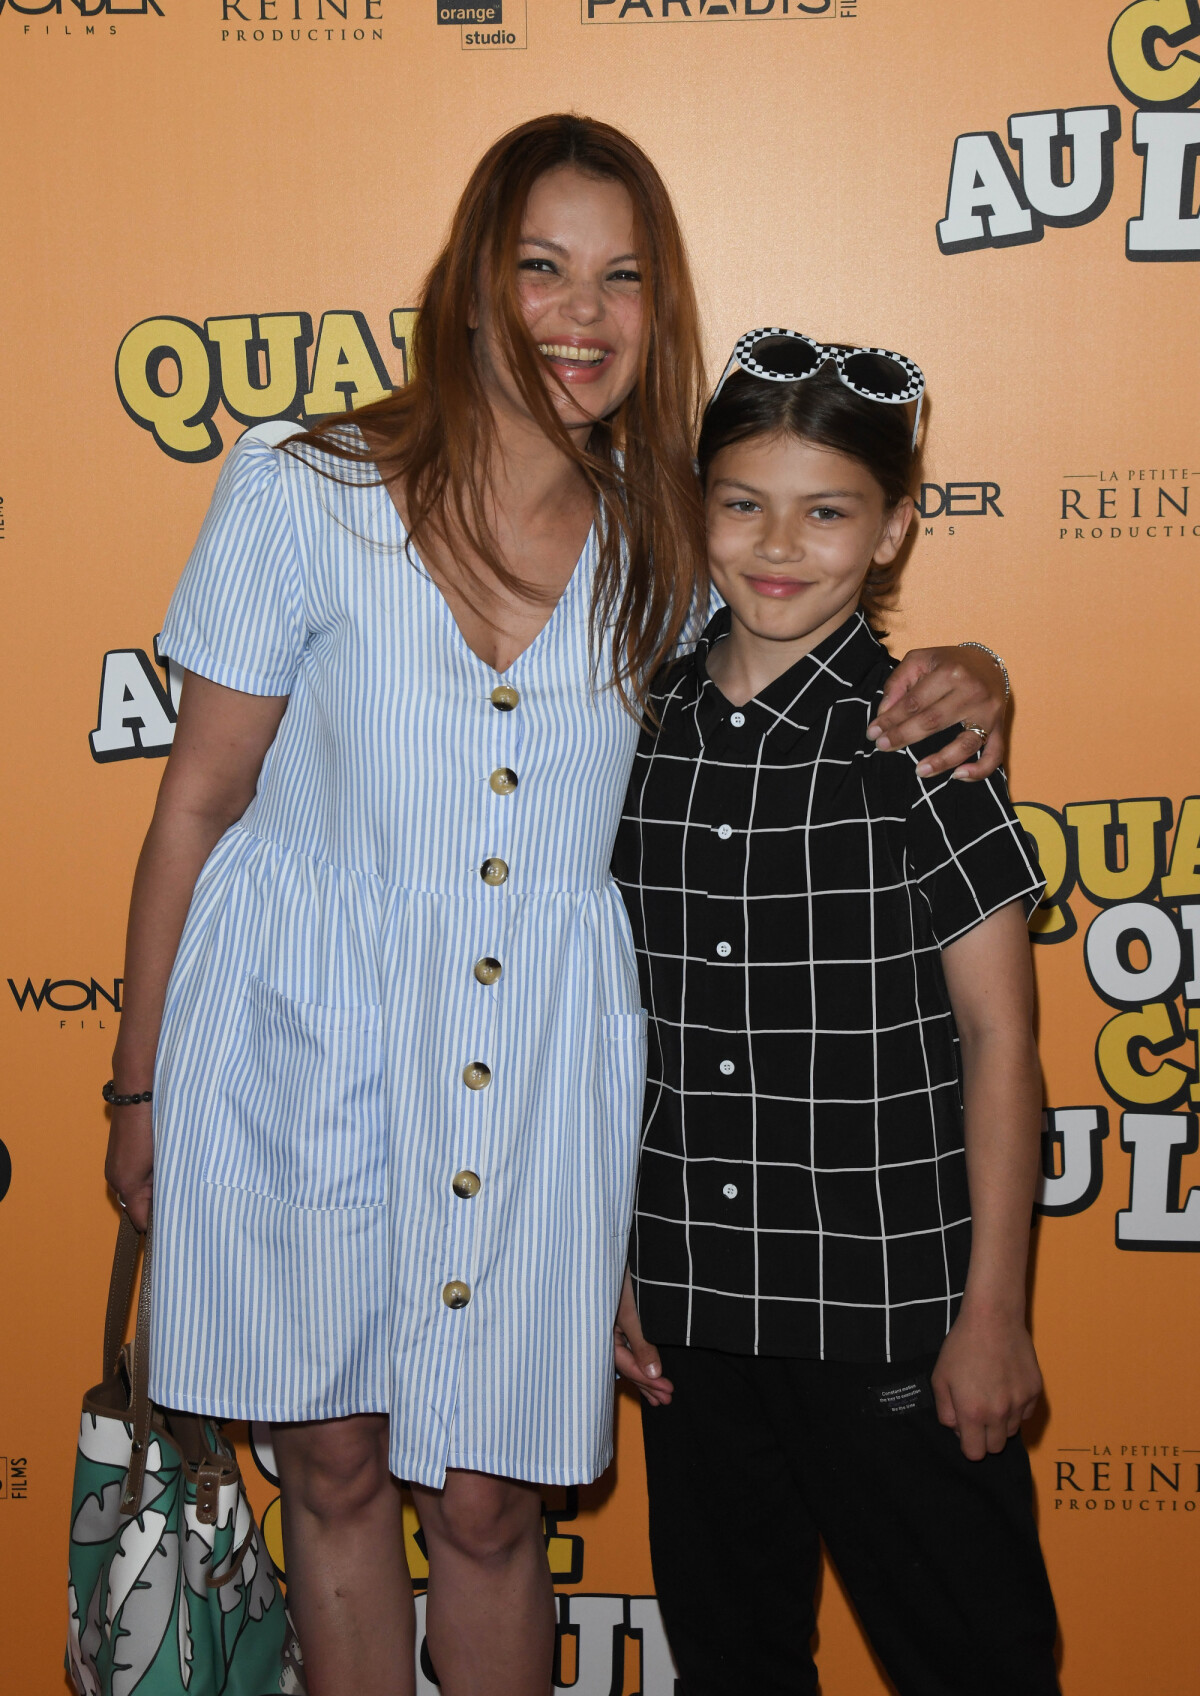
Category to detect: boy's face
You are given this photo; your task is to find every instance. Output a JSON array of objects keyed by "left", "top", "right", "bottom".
[{"left": 705, "top": 433, "right": 913, "bottom": 656}]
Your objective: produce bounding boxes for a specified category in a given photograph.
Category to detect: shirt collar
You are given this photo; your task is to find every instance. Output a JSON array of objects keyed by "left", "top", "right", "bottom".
[{"left": 690, "top": 608, "right": 889, "bottom": 754}]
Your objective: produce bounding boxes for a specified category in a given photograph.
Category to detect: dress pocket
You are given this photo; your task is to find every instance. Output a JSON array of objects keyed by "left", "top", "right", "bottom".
[
  {"left": 205, "top": 977, "right": 386, "bottom": 1210},
  {"left": 600, "top": 1009, "right": 649, "bottom": 1239}
]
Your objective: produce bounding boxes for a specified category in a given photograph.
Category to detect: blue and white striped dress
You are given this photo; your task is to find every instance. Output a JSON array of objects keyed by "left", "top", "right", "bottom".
[{"left": 149, "top": 422, "right": 648, "bottom": 1488}]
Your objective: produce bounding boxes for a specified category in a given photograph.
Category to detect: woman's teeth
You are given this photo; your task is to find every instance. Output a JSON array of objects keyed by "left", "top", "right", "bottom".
[{"left": 538, "top": 343, "right": 607, "bottom": 363}]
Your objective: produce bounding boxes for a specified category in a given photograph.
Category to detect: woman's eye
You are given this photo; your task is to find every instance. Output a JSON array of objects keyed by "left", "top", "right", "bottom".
[
  {"left": 811, "top": 506, "right": 845, "bottom": 522},
  {"left": 518, "top": 258, "right": 558, "bottom": 275},
  {"left": 728, "top": 500, "right": 760, "bottom": 514},
  {"left": 608, "top": 268, "right": 642, "bottom": 285}
]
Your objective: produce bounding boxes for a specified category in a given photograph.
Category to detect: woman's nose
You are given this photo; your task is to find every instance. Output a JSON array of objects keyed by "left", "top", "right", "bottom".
[{"left": 562, "top": 277, "right": 604, "bottom": 325}]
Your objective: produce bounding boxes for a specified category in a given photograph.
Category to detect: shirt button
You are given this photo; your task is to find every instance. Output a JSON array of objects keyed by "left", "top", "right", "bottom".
[
  {"left": 480, "top": 857, "right": 509, "bottom": 885},
  {"left": 722, "top": 1183, "right": 738, "bottom": 1200},
  {"left": 729, "top": 711, "right": 746, "bottom": 728},
  {"left": 473, "top": 956, "right": 503, "bottom": 986},
  {"left": 715, "top": 941, "right": 732, "bottom": 959},
  {"left": 719, "top": 1059, "right": 735, "bottom": 1076},
  {"left": 490, "top": 685, "right": 519, "bottom": 711},
  {"left": 717, "top": 825, "right": 733, "bottom": 840},
  {"left": 452, "top": 1170, "right": 481, "bottom": 1199},
  {"left": 489, "top": 768, "right": 519, "bottom": 796},
  {"left": 442, "top": 1280, "right": 471, "bottom": 1308},
  {"left": 462, "top": 1061, "right": 492, "bottom": 1090}
]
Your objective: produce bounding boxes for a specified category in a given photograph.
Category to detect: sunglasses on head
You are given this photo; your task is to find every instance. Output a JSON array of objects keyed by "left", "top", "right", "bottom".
[{"left": 710, "top": 328, "right": 926, "bottom": 447}]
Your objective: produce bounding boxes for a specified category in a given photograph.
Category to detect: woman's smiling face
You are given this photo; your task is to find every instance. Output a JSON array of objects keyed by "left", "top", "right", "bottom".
[
  {"left": 473, "top": 164, "right": 645, "bottom": 436},
  {"left": 705, "top": 432, "right": 913, "bottom": 658}
]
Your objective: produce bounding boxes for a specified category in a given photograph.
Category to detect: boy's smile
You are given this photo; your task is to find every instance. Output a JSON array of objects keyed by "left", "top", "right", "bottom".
[{"left": 703, "top": 434, "right": 913, "bottom": 705}]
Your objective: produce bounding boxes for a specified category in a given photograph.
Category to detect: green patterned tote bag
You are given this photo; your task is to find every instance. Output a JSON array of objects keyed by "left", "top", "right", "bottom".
[{"left": 67, "top": 1216, "right": 304, "bottom": 1695}]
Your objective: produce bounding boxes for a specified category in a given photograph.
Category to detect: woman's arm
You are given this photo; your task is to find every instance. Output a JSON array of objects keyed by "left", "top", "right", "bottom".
[
  {"left": 614, "top": 1269, "right": 674, "bottom": 1407},
  {"left": 934, "top": 900, "right": 1044, "bottom": 1460},
  {"left": 104, "top": 673, "right": 289, "bottom": 1230},
  {"left": 868, "top": 644, "right": 1008, "bottom": 781}
]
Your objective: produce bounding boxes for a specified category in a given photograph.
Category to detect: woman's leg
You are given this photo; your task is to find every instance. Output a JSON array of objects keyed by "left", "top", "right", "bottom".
[
  {"left": 413, "top": 1469, "right": 555, "bottom": 1696},
  {"left": 271, "top": 1412, "right": 415, "bottom": 1696}
]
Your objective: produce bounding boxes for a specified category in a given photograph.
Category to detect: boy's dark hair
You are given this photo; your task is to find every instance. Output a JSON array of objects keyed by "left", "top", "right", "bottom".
[{"left": 696, "top": 361, "right": 919, "bottom": 629}]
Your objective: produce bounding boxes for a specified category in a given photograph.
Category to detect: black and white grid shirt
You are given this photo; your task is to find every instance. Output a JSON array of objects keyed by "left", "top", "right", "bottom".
[{"left": 612, "top": 608, "right": 1044, "bottom": 1363}]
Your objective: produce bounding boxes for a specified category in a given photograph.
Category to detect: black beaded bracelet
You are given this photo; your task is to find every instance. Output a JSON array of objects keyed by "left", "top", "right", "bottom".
[{"left": 102, "top": 1079, "right": 153, "bottom": 1107}]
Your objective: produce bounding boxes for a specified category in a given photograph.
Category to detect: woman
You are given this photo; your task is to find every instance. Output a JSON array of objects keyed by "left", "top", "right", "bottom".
[{"left": 103, "top": 115, "right": 1010, "bottom": 1696}]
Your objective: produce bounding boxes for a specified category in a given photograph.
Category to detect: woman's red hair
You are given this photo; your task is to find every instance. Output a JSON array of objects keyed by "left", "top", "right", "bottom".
[{"left": 282, "top": 114, "right": 707, "bottom": 708}]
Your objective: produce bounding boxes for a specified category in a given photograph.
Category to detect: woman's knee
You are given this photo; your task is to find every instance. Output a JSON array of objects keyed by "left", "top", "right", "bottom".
[
  {"left": 421, "top": 1475, "right": 542, "bottom": 1566},
  {"left": 272, "top": 1415, "right": 392, "bottom": 1522}
]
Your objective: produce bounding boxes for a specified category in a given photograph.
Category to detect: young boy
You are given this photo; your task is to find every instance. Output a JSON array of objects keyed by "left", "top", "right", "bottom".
[{"left": 612, "top": 334, "right": 1059, "bottom": 1695}]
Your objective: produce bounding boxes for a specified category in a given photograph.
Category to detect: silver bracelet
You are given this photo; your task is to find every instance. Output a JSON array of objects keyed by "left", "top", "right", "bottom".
[{"left": 958, "top": 641, "right": 1010, "bottom": 702}]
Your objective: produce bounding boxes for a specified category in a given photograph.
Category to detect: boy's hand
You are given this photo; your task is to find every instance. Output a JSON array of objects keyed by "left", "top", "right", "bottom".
[
  {"left": 614, "top": 1269, "right": 674, "bottom": 1407},
  {"left": 931, "top": 1309, "right": 1042, "bottom": 1461}
]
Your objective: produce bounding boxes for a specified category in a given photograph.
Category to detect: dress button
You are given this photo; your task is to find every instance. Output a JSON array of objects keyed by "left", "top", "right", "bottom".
[
  {"left": 490, "top": 685, "right": 519, "bottom": 711},
  {"left": 473, "top": 956, "right": 503, "bottom": 986},
  {"left": 462, "top": 1062, "right": 492, "bottom": 1090},
  {"left": 715, "top": 941, "right": 732, "bottom": 959},
  {"left": 717, "top": 825, "right": 733, "bottom": 841},
  {"left": 452, "top": 1170, "right": 482, "bottom": 1199},
  {"left": 729, "top": 711, "right": 746, "bottom": 728},
  {"left": 442, "top": 1280, "right": 471, "bottom": 1308},
  {"left": 489, "top": 768, "right": 519, "bottom": 796},
  {"left": 480, "top": 857, "right": 509, "bottom": 885},
  {"left": 722, "top": 1183, "right": 738, "bottom": 1200},
  {"left": 719, "top": 1059, "right": 735, "bottom": 1076}
]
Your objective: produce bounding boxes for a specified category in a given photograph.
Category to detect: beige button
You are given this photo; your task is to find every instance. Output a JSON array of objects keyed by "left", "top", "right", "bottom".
[
  {"left": 490, "top": 685, "right": 519, "bottom": 711},
  {"left": 452, "top": 1169, "right": 481, "bottom": 1199},
  {"left": 463, "top": 1061, "right": 492, "bottom": 1090},
  {"left": 489, "top": 767, "right": 519, "bottom": 796},
  {"left": 473, "top": 956, "right": 503, "bottom": 986},
  {"left": 480, "top": 857, "right": 509, "bottom": 885},
  {"left": 442, "top": 1280, "right": 471, "bottom": 1308}
]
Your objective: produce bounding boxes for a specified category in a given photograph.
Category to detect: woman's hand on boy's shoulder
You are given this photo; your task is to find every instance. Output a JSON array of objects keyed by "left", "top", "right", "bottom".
[
  {"left": 931, "top": 1308, "right": 1042, "bottom": 1461},
  {"left": 867, "top": 645, "right": 1008, "bottom": 781},
  {"left": 614, "top": 1269, "right": 674, "bottom": 1407}
]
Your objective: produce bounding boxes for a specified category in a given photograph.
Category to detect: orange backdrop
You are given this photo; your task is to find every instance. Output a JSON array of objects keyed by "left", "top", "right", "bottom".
[{"left": 5, "top": 2, "right": 1200, "bottom": 1691}]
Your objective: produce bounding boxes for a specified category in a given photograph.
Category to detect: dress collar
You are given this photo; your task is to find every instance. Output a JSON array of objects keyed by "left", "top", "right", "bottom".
[{"left": 689, "top": 608, "right": 889, "bottom": 754}]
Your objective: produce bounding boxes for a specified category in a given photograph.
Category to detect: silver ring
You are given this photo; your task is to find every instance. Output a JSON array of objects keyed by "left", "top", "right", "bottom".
[{"left": 962, "top": 722, "right": 989, "bottom": 751}]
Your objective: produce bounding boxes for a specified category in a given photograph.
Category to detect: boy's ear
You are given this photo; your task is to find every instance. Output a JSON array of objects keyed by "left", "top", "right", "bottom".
[{"left": 873, "top": 495, "right": 915, "bottom": 565}]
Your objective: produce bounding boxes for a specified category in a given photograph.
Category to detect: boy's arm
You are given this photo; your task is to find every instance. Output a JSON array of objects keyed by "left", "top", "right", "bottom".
[{"left": 936, "top": 900, "right": 1044, "bottom": 1460}]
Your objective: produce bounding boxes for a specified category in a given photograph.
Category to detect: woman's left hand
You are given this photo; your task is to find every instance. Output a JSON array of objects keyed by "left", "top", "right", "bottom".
[{"left": 867, "top": 645, "right": 1008, "bottom": 781}]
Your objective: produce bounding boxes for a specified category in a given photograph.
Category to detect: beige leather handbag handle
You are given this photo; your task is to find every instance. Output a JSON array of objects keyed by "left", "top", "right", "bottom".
[{"left": 103, "top": 1211, "right": 156, "bottom": 1516}]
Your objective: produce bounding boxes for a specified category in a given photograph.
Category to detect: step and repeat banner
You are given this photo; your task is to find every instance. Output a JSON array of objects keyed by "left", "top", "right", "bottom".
[{"left": 4, "top": 2, "right": 1200, "bottom": 1691}]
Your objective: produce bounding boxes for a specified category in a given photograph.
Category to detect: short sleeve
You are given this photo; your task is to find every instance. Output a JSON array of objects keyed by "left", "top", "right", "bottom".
[
  {"left": 899, "top": 729, "right": 1046, "bottom": 948},
  {"left": 158, "top": 423, "right": 306, "bottom": 696}
]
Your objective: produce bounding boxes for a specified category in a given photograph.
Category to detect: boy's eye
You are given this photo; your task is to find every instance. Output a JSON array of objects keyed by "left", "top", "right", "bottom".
[
  {"left": 727, "top": 499, "right": 761, "bottom": 514},
  {"left": 810, "top": 506, "right": 845, "bottom": 521}
]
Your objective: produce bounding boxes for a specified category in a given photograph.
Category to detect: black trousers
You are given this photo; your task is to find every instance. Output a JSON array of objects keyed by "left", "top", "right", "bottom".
[{"left": 640, "top": 1344, "right": 1060, "bottom": 1696}]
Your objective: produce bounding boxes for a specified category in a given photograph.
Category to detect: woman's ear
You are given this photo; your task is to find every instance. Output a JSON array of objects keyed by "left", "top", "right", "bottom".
[{"left": 873, "top": 495, "right": 915, "bottom": 565}]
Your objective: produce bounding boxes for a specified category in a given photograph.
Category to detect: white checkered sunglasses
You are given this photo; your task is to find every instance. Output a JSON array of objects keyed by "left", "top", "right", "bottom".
[{"left": 711, "top": 328, "right": 925, "bottom": 446}]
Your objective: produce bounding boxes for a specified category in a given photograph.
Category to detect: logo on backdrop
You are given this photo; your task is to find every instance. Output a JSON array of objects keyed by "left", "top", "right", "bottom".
[
  {"left": 1057, "top": 459, "right": 1199, "bottom": 542},
  {"left": 2, "top": 0, "right": 163, "bottom": 24},
  {"left": 219, "top": 0, "right": 384, "bottom": 43},
  {"left": 938, "top": 3, "right": 1200, "bottom": 261},
  {"left": 1019, "top": 796, "right": 1200, "bottom": 1251},
  {"left": 916, "top": 479, "right": 1004, "bottom": 537},
  {"left": 1051, "top": 1443, "right": 1200, "bottom": 1517},
  {"left": 7, "top": 977, "right": 123, "bottom": 1015},
  {"left": 114, "top": 308, "right": 416, "bottom": 463},
  {"left": 582, "top": 0, "right": 849, "bottom": 22}
]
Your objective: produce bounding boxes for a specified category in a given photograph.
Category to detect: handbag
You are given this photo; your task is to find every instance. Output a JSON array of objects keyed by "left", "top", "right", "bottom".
[{"left": 66, "top": 1213, "right": 305, "bottom": 1695}]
